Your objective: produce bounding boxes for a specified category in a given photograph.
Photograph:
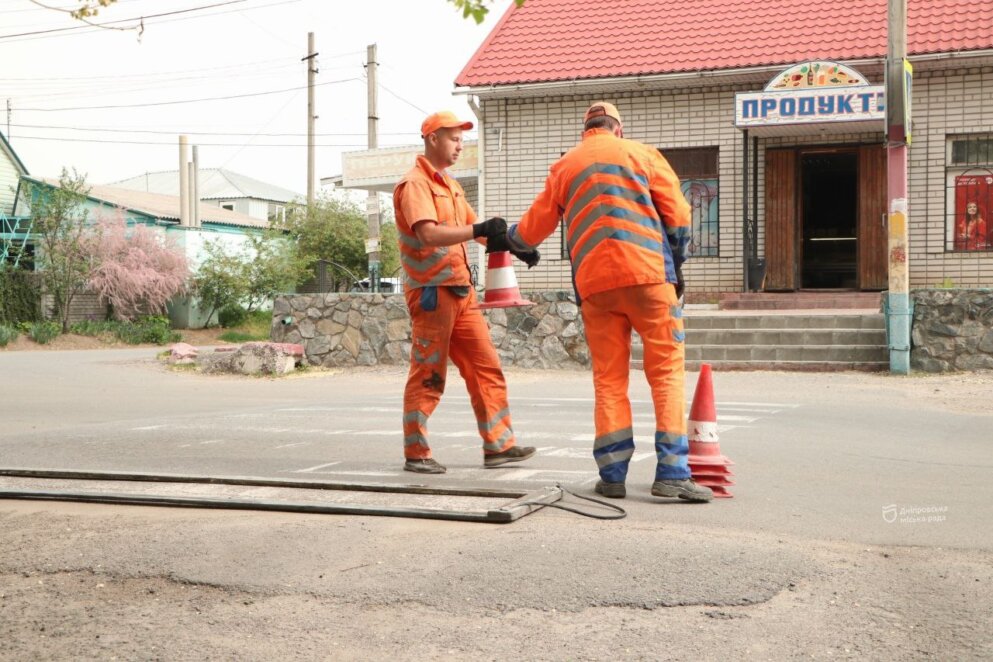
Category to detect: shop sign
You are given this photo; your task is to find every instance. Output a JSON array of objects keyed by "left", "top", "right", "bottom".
[{"left": 735, "top": 61, "right": 884, "bottom": 129}]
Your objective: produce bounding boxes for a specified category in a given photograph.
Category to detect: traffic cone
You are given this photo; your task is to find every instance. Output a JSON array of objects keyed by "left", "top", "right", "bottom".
[
  {"left": 477, "top": 251, "right": 534, "bottom": 309},
  {"left": 687, "top": 363, "right": 735, "bottom": 498}
]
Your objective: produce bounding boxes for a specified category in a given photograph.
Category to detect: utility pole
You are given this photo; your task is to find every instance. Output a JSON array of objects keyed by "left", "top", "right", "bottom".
[
  {"left": 6, "top": 99, "right": 10, "bottom": 138},
  {"left": 303, "top": 32, "right": 318, "bottom": 207},
  {"left": 886, "top": 0, "right": 911, "bottom": 374},
  {"left": 366, "top": 43, "right": 381, "bottom": 292}
]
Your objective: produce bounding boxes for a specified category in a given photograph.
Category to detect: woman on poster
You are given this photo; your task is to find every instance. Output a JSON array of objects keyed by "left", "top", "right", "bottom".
[{"left": 957, "top": 201, "right": 988, "bottom": 251}]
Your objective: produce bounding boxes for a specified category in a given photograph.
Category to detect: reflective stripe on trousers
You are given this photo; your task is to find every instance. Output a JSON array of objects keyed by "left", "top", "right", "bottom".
[
  {"left": 402, "top": 286, "right": 516, "bottom": 460},
  {"left": 581, "top": 282, "right": 689, "bottom": 482}
]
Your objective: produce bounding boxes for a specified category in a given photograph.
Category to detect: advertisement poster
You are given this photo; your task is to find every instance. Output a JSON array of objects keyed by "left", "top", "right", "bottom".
[{"left": 954, "top": 173, "right": 992, "bottom": 251}]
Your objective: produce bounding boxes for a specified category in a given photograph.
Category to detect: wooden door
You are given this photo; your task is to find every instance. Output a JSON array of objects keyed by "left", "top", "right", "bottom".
[
  {"left": 764, "top": 149, "right": 797, "bottom": 290},
  {"left": 857, "top": 144, "right": 888, "bottom": 290}
]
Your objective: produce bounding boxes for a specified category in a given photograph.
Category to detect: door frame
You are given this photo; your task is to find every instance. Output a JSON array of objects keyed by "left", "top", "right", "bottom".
[{"left": 763, "top": 142, "right": 887, "bottom": 291}]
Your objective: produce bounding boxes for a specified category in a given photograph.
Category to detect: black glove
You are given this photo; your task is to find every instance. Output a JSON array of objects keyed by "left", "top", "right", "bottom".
[
  {"left": 511, "top": 248, "right": 540, "bottom": 269},
  {"left": 486, "top": 231, "right": 511, "bottom": 253},
  {"left": 675, "top": 265, "right": 685, "bottom": 299},
  {"left": 472, "top": 216, "right": 507, "bottom": 240}
]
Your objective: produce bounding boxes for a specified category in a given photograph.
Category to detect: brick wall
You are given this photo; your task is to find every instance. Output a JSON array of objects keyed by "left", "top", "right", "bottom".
[{"left": 479, "top": 64, "right": 993, "bottom": 296}]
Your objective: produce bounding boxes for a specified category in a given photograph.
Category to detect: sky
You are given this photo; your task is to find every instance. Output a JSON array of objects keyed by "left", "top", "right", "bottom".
[{"left": 1, "top": 0, "right": 505, "bottom": 196}]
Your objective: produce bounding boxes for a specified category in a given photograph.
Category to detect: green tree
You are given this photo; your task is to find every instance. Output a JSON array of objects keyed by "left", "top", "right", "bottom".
[
  {"left": 279, "top": 194, "right": 369, "bottom": 291},
  {"left": 191, "top": 240, "right": 248, "bottom": 328},
  {"left": 379, "top": 221, "right": 402, "bottom": 280},
  {"left": 449, "top": 0, "right": 526, "bottom": 23},
  {"left": 244, "top": 229, "right": 309, "bottom": 311},
  {"left": 25, "top": 169, "right": 101, "bottom": 333}
]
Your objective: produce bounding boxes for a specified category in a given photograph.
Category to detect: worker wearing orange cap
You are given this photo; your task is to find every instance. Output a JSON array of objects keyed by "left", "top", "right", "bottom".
[
  {"left": 501, "top": 101, "right": 712, "bottom": 502},
  {"left": 392, "top": 110, "right": 536, "bottom": 474}
]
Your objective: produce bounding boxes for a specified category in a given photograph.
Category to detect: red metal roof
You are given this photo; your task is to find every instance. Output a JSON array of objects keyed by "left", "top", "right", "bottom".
[{"left": 456, "top": 0, "right": 993, "bottom": 87}]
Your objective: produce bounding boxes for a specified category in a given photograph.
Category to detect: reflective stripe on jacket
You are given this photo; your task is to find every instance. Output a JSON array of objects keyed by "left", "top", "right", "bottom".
[
  {"left": 393, "top": 155, "right": 474, "bottom": 289},
  {"left": 509, "top": 128, "right": 691, "bottom": 300}
]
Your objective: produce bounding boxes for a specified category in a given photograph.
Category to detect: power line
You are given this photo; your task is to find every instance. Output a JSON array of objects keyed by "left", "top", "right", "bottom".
[
  {"left": 0, "top": 52, "right": 367, "bottom": 83},
  {"left": 8, "top": 134, "right": 402, "bottom": 148},
  {"left": 16, "top": 77, "right": 363, "bottom": 112},
  {"left": 0, "top": 0, "right": 249, "bottom": 39},
  {"left": 377, "top": 81, "right": 429, "bottom": 115},
  {"left": 5, "top": 122, "right": 425, "bottom": 137},
  {"left": 0, "top": 0, "right": 301, "bottom": 43},
  {"left": 0, "top": 0, "right": 146, "bottom": 14}
]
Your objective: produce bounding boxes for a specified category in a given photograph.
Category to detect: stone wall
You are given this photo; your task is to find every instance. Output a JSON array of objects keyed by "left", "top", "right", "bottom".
[
  {"left": 911, "top": 289, "right": 993, "bottom": 372},
  {"left": 270, "top": 291, "right": 590, "bottom": 370}
]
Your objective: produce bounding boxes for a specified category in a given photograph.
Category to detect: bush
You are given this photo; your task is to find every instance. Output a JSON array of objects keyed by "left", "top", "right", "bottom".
[
  {"left": 0, "top": 268, "right": 41, "bottom": 325},
  {"left": 115, "top": 316, "right": 180, "bottom": 345},
  {"left": 27, "top": 321, "right": 61, "bottom": 344},
  {"left": 0, "top": 324, "right": 19, "bottom": 346},
  {"left": 218, "top": 304, "right": 249, "bottom": 329},
  {"left": 69, "top": 319, "right": 118, "bottom": 337}
]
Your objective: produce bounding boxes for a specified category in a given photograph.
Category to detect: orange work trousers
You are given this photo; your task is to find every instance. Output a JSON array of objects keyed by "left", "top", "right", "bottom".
[
  {"left": 581, "top": 283, "right": 690, "bottom": 483},
  {"left": 402, "top": 286, "right": 517, "bottom": 460}
]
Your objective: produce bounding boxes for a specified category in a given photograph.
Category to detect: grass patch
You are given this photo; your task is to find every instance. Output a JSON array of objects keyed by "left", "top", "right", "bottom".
[
  {"left": 218, "top": 330, "right": 263, "bottom": 343},
  {"left": 216, "top": 309, "right": 272, "bottom": 343}
]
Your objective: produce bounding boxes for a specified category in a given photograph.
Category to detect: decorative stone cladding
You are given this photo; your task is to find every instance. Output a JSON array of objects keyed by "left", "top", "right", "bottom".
[
  {"left": 910, "top": 289, "right": 993, "bottom": 372},
  {"left": 478, "top": 64, "right": 993, "bottom": 300},
  {"left": 271, "top": 292, "right": 590, "bottom": 369}
]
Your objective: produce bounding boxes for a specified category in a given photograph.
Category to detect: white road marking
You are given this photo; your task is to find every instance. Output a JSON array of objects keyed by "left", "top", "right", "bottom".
[
  {"left": 132, "top": 425, "right": 166, "bottom": 431},
  {"left": 294, "top": 461, "right": 341, "bottom": 473},
  {"left": 198, "top": 439, "right": 224, "bottom": 445},
  {"left": 276, "top": 406, "right": 397, "bottom": 413},
  {"left": 273, "top": 441, "right": 311, "bottom": 449}
]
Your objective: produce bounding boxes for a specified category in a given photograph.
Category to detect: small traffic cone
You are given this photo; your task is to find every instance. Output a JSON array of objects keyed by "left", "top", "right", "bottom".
[
  {"left": 477, "top": 251, "right": 534, "bottom": 309},
  {"left": 687, "top": 363, "right": 735, "bottom": 498}
]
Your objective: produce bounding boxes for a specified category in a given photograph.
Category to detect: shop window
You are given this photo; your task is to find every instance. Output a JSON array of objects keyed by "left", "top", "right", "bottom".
[
  {"left": 946, "top": 135, "right": 993, "bottom": 252},
  {"left": 660, "top": 147, "right": 720, "bottom": 257}
]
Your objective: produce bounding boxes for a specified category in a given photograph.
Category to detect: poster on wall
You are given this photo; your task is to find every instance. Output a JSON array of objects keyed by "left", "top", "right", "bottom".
[{"left": 954, "top": 173, "right": 992, "bottom": 251}]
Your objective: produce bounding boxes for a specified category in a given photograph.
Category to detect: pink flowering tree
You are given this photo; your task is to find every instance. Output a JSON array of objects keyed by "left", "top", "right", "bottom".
[{"left": 87, "top": 210, "right": 190, "bottom": 321}]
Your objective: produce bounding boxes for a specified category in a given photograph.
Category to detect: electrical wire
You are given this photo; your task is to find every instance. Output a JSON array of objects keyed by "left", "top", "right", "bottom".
[
  {"left": 7, "top": 134, "right": 380, "bottom": 147},
  {"left": 378, "top": 81, "right": 429, "bottom": 116},
  {"left": 0, "top": 0, "right": 301, "bottom": 43},
  {"left": 515, "top": 485, "right": 627, "bottom": 520},
  {"left": 16, "top": 77, "right": 362, "bottom": 112},
  {"left": 0, "top": 0, "right": 249, "bottom": 39},
  {"left": 4, "top": 123, "right": 424, "bottom": 137}
]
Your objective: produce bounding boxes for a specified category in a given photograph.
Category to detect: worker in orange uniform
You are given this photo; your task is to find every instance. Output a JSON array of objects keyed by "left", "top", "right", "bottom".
[
  {"left": 392, "top": 110, "right": 537, "bottom": 474},
  {"left": 501, "top": 102, "right": 712, "bottom": 501}
]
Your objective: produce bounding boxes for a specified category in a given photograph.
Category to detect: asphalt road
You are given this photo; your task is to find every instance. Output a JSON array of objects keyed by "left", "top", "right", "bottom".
[{"left": 1, "top": 348, "right": 991, "bottom": 660}]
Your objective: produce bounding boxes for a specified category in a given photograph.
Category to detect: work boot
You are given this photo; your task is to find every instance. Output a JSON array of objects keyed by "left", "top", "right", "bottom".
[
  {"left": 594, "top": 480, "right": 626, "bottom": 499},
  {"left": 404, "top": 458, "right": 447, "bottom": 474},
  {"left": 651, "top": 479, "right": 713, "bottom": 502},
  {"left": 483, "top": 445, "right": 536, "bottom": 468}
]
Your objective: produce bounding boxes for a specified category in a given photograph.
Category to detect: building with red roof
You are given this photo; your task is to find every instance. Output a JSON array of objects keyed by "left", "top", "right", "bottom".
[{"left": 454, "top": 0, "right": 993, "bottom": 299}]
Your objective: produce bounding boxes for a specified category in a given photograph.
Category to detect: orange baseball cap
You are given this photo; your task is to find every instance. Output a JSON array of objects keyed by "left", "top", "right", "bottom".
[
  {"left": 421, "top": 111, "right": 473, "bottom": 138},
  {"left": 584, "top": 101, "right": 622, "bottom": 124}
]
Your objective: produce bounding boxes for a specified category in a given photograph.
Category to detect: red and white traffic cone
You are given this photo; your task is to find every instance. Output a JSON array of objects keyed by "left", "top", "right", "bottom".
[
  {"left": 687, "top": 363, "right": 735, "bottom": 498},
  {"left": 477, "top": 251, "right": 533, "bottom": 309}
]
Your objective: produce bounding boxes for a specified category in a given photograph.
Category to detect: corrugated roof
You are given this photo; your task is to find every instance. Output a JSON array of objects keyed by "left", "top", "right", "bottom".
[
  {"left": 456, "top": 0, "right": 993, "bottom": 87},
  {"left": 25, "top": 176, "right": 268, "bottom": 229},
  {"left": 109, "top": 168, "right": 302, "bottom": 203}
]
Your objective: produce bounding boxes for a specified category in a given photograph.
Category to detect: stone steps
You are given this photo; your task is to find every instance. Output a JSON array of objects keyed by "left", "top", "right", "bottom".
[
  {"left": 632, "top": 312, "right": 888, "bottom": 372},
  {"left": 719, "top": 292, "right": 883, "bottom": 310}
]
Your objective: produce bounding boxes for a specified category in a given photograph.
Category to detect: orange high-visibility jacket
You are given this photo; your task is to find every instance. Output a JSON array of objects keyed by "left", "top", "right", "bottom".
[
  {"left": 393, "top": 155, "right": 475, "bottom": 289},
  {"left": 509, "top": 128, "right": 691, "bottom": 300}
]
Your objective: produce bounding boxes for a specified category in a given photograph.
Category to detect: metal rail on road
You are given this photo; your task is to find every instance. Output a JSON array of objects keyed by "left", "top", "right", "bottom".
[{"left": 0, "top": 468, "right": 563, "bottom": 524}]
